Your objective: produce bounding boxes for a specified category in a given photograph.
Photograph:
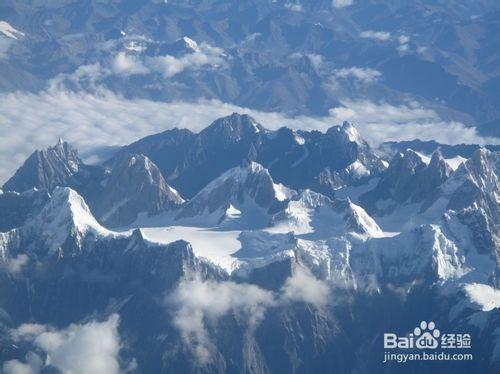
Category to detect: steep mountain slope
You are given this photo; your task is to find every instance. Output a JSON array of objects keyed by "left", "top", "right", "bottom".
[
  {"left": 111, "top": 113, "right": 385, "bottom": 198},
  {"left": 21, "top": 187, "right": 115, "bottom": 256},
  {"left": 175, "top": 161, "right": 293, "bottom": 228},
  {"left": 0, "top": 188, "right": 49, "bottom": 231},
  {"left": 1, "top": 141, "right": 185, "bottom": 228},
  {"left": 269, "top": 189, "right": 382, "bottom": 239},
  {"left": 94, "top": 153, "right": 184, "bottom": 227},
  {"left": 2, "top": 140, "right": 82, "bottom": 193},
  {"left": 360, "top": 149, "right": 452, "bottom": 215}
]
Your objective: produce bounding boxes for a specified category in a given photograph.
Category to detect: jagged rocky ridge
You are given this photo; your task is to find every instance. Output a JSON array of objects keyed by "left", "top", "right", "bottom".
[
  {"left": 0, "top": 114, "right": 499, "bottom": 373},
  {"left": 110, "top": 113, "right": 386, "bottom": 198}
]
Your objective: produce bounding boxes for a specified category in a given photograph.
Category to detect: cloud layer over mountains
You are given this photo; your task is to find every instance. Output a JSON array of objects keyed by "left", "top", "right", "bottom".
[{"left": 0, "top": 89, "right": 496, "bottom": 184}]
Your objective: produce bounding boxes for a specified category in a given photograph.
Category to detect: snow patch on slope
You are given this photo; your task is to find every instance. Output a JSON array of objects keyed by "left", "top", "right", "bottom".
[
  {"left": 268, "top": 190, "right": 384, "bottom": 239},
  {"left": 445, "top": 155, "right": 467, "bottom": 171},
  {"left": 141, "top": 226, "right": 242, "bottom": 272},
  {"left": 0, "top": 21, "right": 24, "bottom": 39}
]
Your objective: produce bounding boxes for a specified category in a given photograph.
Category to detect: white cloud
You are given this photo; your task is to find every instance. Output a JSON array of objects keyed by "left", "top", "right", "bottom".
[
  {"left": 147, "top": 43, "right": 225, "bottom": 78},
  {"left": 3, "top": 352, "right": 42, "bottom": 374},
  {"left": 327, "top": 99, "right": 497, "bottom": 146},
  {"left": 168, "top": 268, "right": 330, "bottom": 363},
  {"left": 7, "top": 314, "right": 122, "bottom": 374},
  {"left": 245, "top": 33, "right": 261, "bottom": 42},
  {"left": 112, "top": 52, "right": 149, "bottom": 76},
  {"left": 307, "top": 53, "right": 323, "bottom": 70},
  {"left": 53, "top": 40, "right": 225, "bottom": 82},
  {"left": 332, "top": 0, "right": 353, "bottom": 8},
  {"left": 417, "top": 46, "right": 428, "bottom": 54},
  {"left": 397, "top": 43, "right": 410, "bottom": 53},
  {"left": 281, "top": 267, "right": 330, "bottom": 307},
  {"left": 398, "top": 35, "right": 410, "bottom": 44},
  {"left": 168, "top": 277, "right": 275, "bottom": 364},
  {"left": 2, "top": 254, "right": 29, "bottom": 275},
  {"left": 333, "top": 67, "right": 382, "bottom": 83},
  {"left": 285, "top": 3, "right": 303, "bottom": 12},
  {"left": 397, "top": 35, "right": 411, "bottom": 53},
  {"left": 360, "top": 30, "right": 391, "bottom": 41},
  {"left": 49, "top": 63, "right": 109, "bottom": 91},
  {"left": 0, "top": 89, "right": 496, "bottom": 185}
]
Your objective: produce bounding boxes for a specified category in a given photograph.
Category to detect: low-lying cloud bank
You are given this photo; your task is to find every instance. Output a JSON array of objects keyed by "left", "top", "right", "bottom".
[
  {"left": 0, "top": 88, "right": 496, "bottom": 185},
  {"left": 3, "top": 314, "right": 122, "bottom": 374},
  {"left": 167, "top": 267, "right": 330, "bottom": 364}
]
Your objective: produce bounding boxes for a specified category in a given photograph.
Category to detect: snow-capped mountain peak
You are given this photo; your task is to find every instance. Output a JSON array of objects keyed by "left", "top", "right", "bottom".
[
  {"left": 24, "top": 187, "right": 111, "bottom": 254},
  {"left": 341, "top": 121, "right": 362, "bottom": 143},
  {"left": 201, "top": 113, "right": 264, "bottom": 139},
  {"left": 460, "top": 148, "right": 499, "bottom": 196},
  {"left": 270, "top": 189, "right": 382, "bottom": 238},
  {"left": 182, "top": 36, "right": 200, "bottom": 52},
  {"left": 175, "top": 162, "right": 293, "bottom": 227}
]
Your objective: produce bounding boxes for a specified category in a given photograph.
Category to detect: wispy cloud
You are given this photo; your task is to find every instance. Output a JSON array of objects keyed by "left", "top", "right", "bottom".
[
  {"left": 0, "top": 89, "right": 496, "bottom": 185},
  {"left": 398, "top": 35, "right": 410, "bottom": 44},
  {"left": 167, "top": 267, "right": 330, "bottom": 364},
  {"left": 4, "top": 315, "right": 122, "bottom": 374},
  {"left": 327, "top": 99, "right": 496, "bottom": 145},
  {"left": 307, "top": 53, "right": 324, "bottom": 70},
  {"left": 285, "top": 3, "right": 303, "bottom": 12},
  {"left": 332, "top": 0, "right": 353, "bottom": 9},
  {"left": 112, "top": 52, "right": 149, "bottom": 76},
  {"left": 1, "top": 254, "right": 29, "bottom": 275},
  {"left": 54, "top": 40, "right": 225, "bottom": 81},
  {"left": 397, "top": 34, "right": 411, "bottom": 53},
  {"left": 168, "top": 278, "right": 276, "bottom": 364},
  {"left": 281, "top": 267, "right": 329, "bottom": 307},
  {"left": 360, "top": 30, "right": 391, "bottom": 41},
  {"left": 333, "top": 67, "right": 382, "bottom": 83},
  {"left": 147, "top": 43, "right": 224, "bottom": 78}
]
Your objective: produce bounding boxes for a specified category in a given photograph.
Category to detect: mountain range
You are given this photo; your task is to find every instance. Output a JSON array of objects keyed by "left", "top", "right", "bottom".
[
  {"left": 0, "top": 113, "right": 499, "bottom": 373},
  {"left": 1, "top": 0, "right": 500, "bottom": 137}
]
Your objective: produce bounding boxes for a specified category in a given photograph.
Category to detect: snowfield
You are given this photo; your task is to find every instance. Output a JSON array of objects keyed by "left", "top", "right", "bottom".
[{"left": 141, "top": 226, "right": 242, "bottom": 272}]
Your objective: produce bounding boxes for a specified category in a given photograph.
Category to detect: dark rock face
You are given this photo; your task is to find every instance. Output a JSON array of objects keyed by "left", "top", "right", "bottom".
[
  {"left": 0, "top": 189, "right": 49, "bottom": 231},
  {"left": 92, "top": 153, "right": 185, "bottom": 227},
  {"left": 360, "top": 149, "right": 452, "bottom": 214},
  {"left": 172, "top": 113, "right": 265, "bottom": 197},
  {"left": 2, "top": 115, "right": 384, "bottom": 220},
  {"left": 3, "top": 140, "right": 82, "bottom": 193},
  {"left": 112, "top": 128, "right": 197, "bottom": 186},
  {"left": 444, "top": 149, "right": 500, "bottom": 259},
  {"left": 112, "top": 114, "right": 385, "bottom": 198},
  {"left": 412, "top": 151, "right": 452, "bottom": 202},
  {"left": 2, "top": 143, "right": 185, "bottom": 228}
]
